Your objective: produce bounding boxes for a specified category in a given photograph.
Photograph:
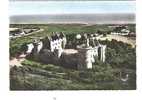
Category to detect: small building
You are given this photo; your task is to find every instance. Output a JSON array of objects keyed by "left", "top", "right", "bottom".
[
  {"left": 111, "top": 26, "right": 130, "bottom": 36},
  {"left": 9, "top": 28, "right": 24, "bottom": 36}
]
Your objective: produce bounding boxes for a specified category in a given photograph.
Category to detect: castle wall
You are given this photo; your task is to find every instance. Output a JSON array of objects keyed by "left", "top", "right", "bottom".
[
  {"left": 25, "top": 33, "right": 106, "bottom": 70},
  {"left": 100, "top": 45, "right": 106, "bottom": 62},
  {"left": 26, "top": 43, "right": 34, "bottom": 54},
  {"left": 77, "top": 47, "right": 98, "bottom": 69}
]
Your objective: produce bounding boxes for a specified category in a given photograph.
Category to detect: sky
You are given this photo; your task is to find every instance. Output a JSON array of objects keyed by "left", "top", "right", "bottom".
[
  {"left": 9, "top": 1, "right": 136, "bottom": 16},
  {"left": 9, "top": 0, "right": 135, "bottom": 1}
]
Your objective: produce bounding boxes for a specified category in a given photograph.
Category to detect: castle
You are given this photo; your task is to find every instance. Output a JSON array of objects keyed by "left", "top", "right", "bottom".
[{"left": 25, "top": 32, "right": 106, "bottom": 70}]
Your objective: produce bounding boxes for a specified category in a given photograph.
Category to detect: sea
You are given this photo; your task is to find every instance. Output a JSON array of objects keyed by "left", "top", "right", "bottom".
[{"left": 10, "top": 13, "right": 135, "bottom": 24}]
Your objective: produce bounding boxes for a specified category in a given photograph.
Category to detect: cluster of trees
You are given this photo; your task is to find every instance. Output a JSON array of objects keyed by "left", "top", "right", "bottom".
[
  {"left": 10, "top": 37, "right": 32, "bottom": 57},
  {"left": 100, "top": 39, "right": 136, "bottom": 70}
]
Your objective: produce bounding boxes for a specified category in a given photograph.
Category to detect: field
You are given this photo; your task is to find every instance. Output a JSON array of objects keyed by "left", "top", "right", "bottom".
[{"left": 10, "top": 24, "right": 136, "bottom": 90}]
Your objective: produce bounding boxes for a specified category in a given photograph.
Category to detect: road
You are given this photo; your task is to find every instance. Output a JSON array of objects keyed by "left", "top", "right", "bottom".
[{"left": 10, "top": 29, "right": 44, "bottom": 39}]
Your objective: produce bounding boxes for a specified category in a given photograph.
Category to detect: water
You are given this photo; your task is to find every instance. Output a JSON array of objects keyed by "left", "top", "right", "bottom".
[{"left": 10, "top": 13, "right": 135, "bottom": 24}]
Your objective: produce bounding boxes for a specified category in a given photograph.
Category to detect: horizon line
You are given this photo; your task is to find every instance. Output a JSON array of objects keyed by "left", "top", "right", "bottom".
[{"left": 10, "top": 13, "right": 135, "bottom": 17}]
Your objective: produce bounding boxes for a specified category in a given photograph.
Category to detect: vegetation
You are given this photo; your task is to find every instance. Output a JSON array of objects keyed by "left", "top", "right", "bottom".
[
  {"left": 10, "top": 24, "right": 135, "bottom": 57},
  {"left": 100, "top": 39, "right": 136, "bottom": 70},
  {"left": 10, "top": 52, "right": 136, "bottom": 90},
  {"left": 10, "top": 24, "right": 136, "bottom": 90}
]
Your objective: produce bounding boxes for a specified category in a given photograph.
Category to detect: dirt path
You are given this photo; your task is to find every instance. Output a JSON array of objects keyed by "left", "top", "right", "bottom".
[
  {"left": 10, "top": 54, "right": 26, "bottom": 67},
  {"left": 10, "top": 29, "right": 44, "bottom": 39}
]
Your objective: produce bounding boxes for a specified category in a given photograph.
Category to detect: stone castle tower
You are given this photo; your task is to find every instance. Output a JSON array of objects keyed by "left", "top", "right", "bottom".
[
  {"left": 98, "top": 45, "right": 106, "bottom": 62},
  {"left": 77, "top": 45, "right": 106, "bottom": 70},
  {"left": 26, "top": 33, "right": 106, "bottom": 70},
  {"left": 76, "top": 33, "right": 106, "bottom": 69}
]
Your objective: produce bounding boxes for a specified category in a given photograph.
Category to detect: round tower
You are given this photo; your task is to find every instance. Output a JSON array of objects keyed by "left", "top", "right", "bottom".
[{"left": 77, "top": 47, "right": 95, "bottom": 70}]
